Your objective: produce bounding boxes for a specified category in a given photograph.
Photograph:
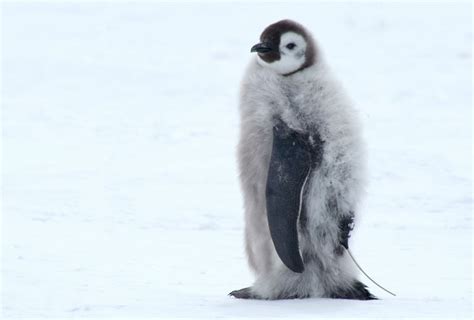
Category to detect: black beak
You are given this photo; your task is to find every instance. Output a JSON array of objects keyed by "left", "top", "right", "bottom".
[{"left": 250, "top": 42, "right": 274, "bottom": 53}]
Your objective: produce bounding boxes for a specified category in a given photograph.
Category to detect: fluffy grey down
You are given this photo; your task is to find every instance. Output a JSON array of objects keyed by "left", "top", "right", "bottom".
[{"left": 233, "top": 20, "right": 374, "bottom": 300}]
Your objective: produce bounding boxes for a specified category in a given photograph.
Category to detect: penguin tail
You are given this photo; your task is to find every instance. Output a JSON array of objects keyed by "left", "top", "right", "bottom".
[{"left": 329, "top": 280, "right": 378, "bottom": 300}]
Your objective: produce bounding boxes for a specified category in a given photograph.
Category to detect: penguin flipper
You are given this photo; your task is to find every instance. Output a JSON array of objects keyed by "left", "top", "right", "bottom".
[{"left": 265, "top": 119, "right": 314, "bottom": 273}]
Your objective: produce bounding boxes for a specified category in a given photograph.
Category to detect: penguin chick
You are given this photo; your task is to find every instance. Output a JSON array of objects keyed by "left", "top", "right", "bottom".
[{"left": 230, "top": 19, "right": 376, "bottom": 300}]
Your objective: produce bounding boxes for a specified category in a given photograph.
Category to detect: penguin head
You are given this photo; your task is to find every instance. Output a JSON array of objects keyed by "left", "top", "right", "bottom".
[{"left": 251, "top": 19, "right": 316, "bottom": 76}]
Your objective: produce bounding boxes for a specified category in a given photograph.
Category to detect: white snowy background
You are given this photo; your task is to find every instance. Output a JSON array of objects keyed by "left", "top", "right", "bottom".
[{"left": 1, "top": 1, "right": 472, "bottom": 318}]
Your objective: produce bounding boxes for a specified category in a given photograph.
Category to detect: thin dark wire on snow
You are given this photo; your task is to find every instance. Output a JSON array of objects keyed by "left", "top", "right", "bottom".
[{"left": 346, "top": 248, "right": 396, "bottom": 297}]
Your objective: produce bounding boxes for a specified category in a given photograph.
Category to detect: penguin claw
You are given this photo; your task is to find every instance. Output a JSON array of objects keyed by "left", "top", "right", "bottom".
[
  {"left": 329, "top": 280, "right": 377, "bottom": 300},
  {"left": 229, "top": 287, "right": 257, "bottom": 299}
]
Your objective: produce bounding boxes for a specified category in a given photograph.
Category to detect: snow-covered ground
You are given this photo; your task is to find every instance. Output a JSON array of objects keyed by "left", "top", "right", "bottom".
[{"left": 1, "top": 1, "right": 472, "bottom": 318}]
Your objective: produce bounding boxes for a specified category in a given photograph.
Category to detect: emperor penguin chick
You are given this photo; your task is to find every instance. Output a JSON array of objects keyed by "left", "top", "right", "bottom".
[{"left": 230, "top": 19, "right": 376, "bottom": 300}]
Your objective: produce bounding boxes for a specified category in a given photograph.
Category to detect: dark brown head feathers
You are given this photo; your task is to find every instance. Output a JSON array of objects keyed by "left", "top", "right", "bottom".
[{"left": 258, "top": 19, "right": 317, "bottom": 75}]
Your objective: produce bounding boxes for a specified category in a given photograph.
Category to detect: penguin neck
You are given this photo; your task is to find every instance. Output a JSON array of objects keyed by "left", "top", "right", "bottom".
[
  {"left": 285, "top": 60, "right": 321, "bottom": 79},
  {"left": 279, "top": 63, "right": 319, "bottom": 97},
  {"left": 277, "top": 61, "right": 328, "bottom": 131}
]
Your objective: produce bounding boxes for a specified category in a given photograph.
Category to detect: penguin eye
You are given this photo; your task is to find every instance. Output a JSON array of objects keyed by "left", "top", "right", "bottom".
[{"left": 286, "top": 43, "right": 296, "bottom": 50}]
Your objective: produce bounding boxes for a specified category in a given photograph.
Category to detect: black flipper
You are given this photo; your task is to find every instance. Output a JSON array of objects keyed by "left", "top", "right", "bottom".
[{"left": 265, "top": 119, "right": 323, "bottom": 273}]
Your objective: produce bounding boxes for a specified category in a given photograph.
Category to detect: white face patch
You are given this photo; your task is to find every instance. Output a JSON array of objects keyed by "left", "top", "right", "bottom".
[{"left": 257, "top": 32, "right": 307, "bottom": 75}]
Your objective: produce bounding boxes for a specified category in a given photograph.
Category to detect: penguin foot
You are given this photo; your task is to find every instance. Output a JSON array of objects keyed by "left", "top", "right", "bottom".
[
  {"left": 230, "top": 287, "right": 310, "bottom": 300},
  {"left": 229, "top": 287, "right": 260, "bottom": 299},
  {"left": 329, "top": 280, "right": 377, "bottom": 300}
]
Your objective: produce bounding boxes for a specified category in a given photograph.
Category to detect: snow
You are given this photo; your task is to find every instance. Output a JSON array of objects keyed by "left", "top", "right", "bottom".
[{"left": 1, "top": 1, "right": 472, "bottom": 318}]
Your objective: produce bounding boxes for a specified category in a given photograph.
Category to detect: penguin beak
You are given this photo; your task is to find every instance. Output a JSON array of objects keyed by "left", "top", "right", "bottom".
[{"left": 250, "top": 42, "right": 274, "bottom": 53}]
